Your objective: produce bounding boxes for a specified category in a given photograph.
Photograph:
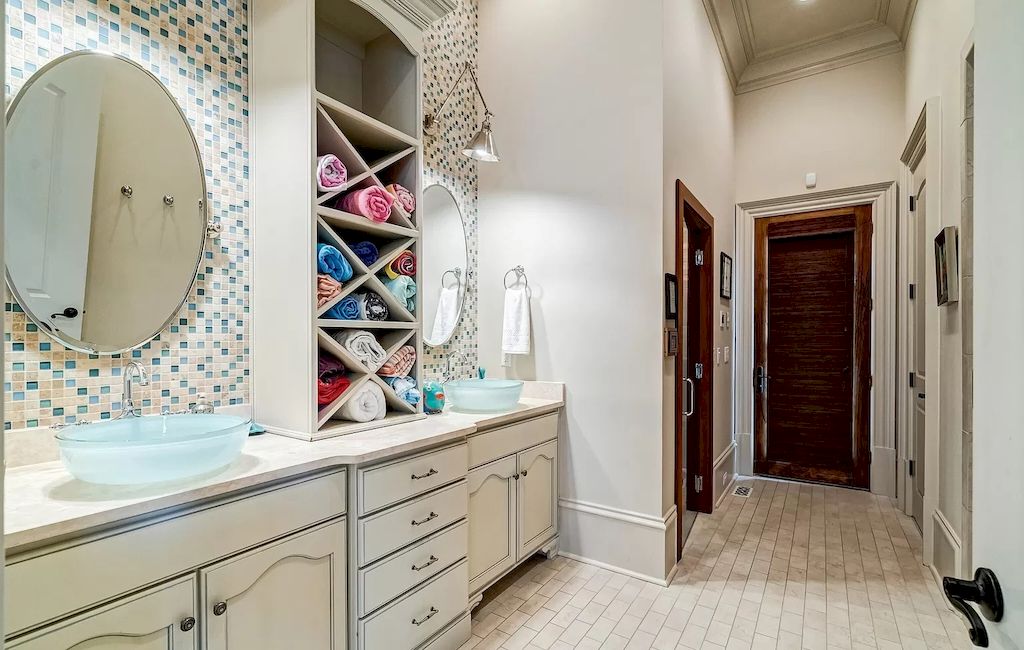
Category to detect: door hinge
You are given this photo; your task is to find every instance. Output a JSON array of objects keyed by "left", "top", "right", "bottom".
[
  {"left": 909, "top": 283, "right": 916, "bottom": 300},
  {"left": 909, "top": 195, "right": 917, "bottom": 212},
  {"left": 908, "top": 459, "right": 916, "bottom": 477},
  {"left": 694, "top": 476, "right": 703, "bottom": 493},
  {"left": 909, "top": 372, "right": 915, "bottom": 388},
  {"left": 695, "top": 250, "right": 704, "bottom": 267},
  {"left": 868, "top": 376, "right": 873, "bottom": 389},
  {"left": 694, "top": 362, "right": 704, "bottom": 379}
]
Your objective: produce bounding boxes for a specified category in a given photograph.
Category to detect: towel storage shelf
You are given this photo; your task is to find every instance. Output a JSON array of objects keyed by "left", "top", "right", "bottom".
[{"left": 253, "top": 0, "right": 434, "bottom": 443}]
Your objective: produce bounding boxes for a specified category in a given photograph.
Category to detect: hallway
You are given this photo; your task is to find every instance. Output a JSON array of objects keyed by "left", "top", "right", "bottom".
[{"left": 464, "top": 478, "right": 967, "bottom": 649}]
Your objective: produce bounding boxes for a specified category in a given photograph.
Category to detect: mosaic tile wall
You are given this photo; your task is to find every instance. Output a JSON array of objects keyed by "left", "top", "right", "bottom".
[
  {"left": 4, "top": 0, "right": 250, "bottom": 430},
  {"left": 421, "top": 0, "right": 481, "bottom": 382}
]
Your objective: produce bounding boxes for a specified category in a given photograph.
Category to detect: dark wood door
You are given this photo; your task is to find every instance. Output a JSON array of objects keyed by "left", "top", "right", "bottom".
[{"left": 754, "top": 205, "right": 872, "bottom": 489}]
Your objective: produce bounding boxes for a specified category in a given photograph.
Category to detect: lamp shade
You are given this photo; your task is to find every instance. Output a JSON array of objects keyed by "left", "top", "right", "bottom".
[{"left": 462, "top": 116, "right": 500, "bottom": 162}]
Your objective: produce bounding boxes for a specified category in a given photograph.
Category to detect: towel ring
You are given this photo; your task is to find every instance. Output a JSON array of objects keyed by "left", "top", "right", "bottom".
[
  {"left": 442, "top": 267, "right": 462, "bottom": 290},
  {"left": 504, "top": 265, "right": 528, "bottom": 289}
]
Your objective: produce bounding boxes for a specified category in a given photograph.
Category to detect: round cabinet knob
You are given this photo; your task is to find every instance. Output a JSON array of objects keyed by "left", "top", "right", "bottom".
[
  {"left": 180, "top": 617, "right": 196, "bottom": 632},
  {"left": 213, "top": 601, "right": 228, "bottom": 616},
  {"left": 121, "top": 185, "right": 134, "bottom": 198},
  {"left": 521, "top": 470, "right": 529, "bottom": 477}
]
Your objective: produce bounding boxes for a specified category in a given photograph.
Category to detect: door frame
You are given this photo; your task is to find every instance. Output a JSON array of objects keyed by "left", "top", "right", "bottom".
[
  {"left": 674, "top": 180, "right": 715, "bottom": 539},
  {"left": 735, "top": 182, "right": 898, "bottom": 495},
  {"left": 753, "top": 206, "right": 873, "bottom": 489}
]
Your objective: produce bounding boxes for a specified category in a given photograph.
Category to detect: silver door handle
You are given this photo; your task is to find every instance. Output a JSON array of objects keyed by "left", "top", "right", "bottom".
[{"left": 683, "top": 378, "right": 695, "bottom": 417}]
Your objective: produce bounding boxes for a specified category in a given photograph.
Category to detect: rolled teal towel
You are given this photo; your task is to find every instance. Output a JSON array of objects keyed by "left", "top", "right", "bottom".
[
  {"left": 351, "top": 241, "right": 379, "bottom": 266},
  {"left": 317, "top": 243, "right": 353, "bottom": 282},
  {"left": 384, "top": 376, "right": 421, "bottom": 406},
  {"left": 324, "top": 295, "right": 360, "bottom": 320},
  {"left": 385, "top": 275, "right": 417, "bottom": 312}
]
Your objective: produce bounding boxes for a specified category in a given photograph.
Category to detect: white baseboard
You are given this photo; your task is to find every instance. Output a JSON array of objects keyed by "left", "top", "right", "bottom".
[
  {"left": 713, "top": 442, "right": 737, "bottom": 509},
  {"left": 558, "top": 498, "right": 676, "bottom": 584},
  {"left": 558, "top": 550, "right": 676, "bottom": 587},
  {"left": 736, "top": 431, "right": 753, "bottom": 475},
  {"left": 871, "top": 446, "right": 897, "bottom": 497},
  {"left": 932, "top": 508, "right": 963, "bottom": 582}
]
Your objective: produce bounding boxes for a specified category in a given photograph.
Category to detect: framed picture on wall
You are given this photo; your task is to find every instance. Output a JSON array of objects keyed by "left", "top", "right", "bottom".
[
  {"left": 720, "top": 253, "right": 733, "bottom": 300},
  {"left": 664, "top": 273, "right": 678, "bottom": 320},
  {"left": 934, "top": 225, "right": 960, "bottom": 305}
]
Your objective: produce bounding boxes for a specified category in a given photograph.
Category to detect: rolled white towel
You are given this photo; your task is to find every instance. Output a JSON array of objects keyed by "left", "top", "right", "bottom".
[
  {"left": 333, "top": 330, "right": 387, "bottom": 370},
  {"left": 334, "top": 381, "right": 386, "bottom": 423}
]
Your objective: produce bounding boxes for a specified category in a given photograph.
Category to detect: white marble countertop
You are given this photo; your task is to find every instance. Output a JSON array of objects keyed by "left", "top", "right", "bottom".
[{"left": 5, "top": 393, "right": 563, "bottom": 553}]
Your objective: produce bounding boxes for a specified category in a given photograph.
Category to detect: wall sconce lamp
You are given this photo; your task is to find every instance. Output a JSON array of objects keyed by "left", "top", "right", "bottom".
[{"left": 423, "top": 62, "right": 500, "bottom": 163}]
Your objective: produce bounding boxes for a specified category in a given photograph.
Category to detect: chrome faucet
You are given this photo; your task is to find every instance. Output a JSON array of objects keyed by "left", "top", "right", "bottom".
[
  {"left": 119, "top": 360, "right": 150, "bottom": 419},
  {"left": 444, "top": 350, "right": 471, "bottom": 382}
]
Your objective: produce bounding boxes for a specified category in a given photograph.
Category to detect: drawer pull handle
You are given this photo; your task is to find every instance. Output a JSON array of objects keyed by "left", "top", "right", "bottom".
[
  {"left": 411, "top": 468, "right": 439, "bottom": 480},
  {"left": 213, "top": 601, "right": 228, "bottom": 616},
  {"left": 180, "top": 617, "right": 196, "bottom": 632},
  {"left": 412, "top": 511, "right": 438, "bottom": 526},
  {"left": 412, "top": 607, "right": 439, "bottom": 626},
  {"left": 412, "top": 555, "right": 440, "bottom": 571}
]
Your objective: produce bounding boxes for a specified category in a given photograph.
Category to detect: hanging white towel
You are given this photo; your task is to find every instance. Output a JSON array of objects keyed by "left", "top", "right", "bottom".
[
  {"left": 430, "top": 285, "right": 461, "bottom": 342},
  {"left": 501, "top": 285, "right": 531, "bottom": 367}
]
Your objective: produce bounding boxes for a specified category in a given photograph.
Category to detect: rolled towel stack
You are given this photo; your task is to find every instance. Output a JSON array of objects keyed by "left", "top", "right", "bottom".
[
  {"left": 317, "top": 353, "right": 350, "bottom": 406},
  {"left": 317, "top": 243, "right": 353, "bottom": 283},
  {"left": 384, "top": 250, "right": 416, "bottom": 280},
  {"left": 317, "top": 274, "right": 343, "bottom": 308},
  {"left": 340, "top": 186, "right": 394, "bottom": 223},
  {"left": 378, "top": 345, "right": 416, "bottom": 378},
  {"left": 385, "top": 275, "right": 417, "bottom": 312},
  {"left": 317, "top": 154, "right": 347, "bottom": 193},
  {"left": 355, "top": 291, "right": 389, "bottom": 321},
  {"left": 324, "top": 295, "right": 360, "bottom": 320},
  {"left": 335, "top": 381, "right": 386, "bottom": 423},
  {"left": 333, "top": 330, "right": 387, "bottom": 370},
  {"left": 350, "top": 241, "right": 379, "bottom": 266},
  {"left": 385, "top": 183, "right": 416, "bottom": 214},
  {"left": 384, "top": 376, "right": 421, "bottom": 406}
]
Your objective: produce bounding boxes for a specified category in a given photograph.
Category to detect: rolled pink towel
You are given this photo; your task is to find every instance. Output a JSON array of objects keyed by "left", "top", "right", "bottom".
[
  {"left": 317, "top": 154, "right": 347, "bottom": 192},
  {"left": 341, "top": 186, "right": 395, "bottom": 223},
  {"left": 378, "top": 345, "right": 416, "bottom": 378},
  {"left": 386, "top": 183, "right": 416, "bottom": 214}
]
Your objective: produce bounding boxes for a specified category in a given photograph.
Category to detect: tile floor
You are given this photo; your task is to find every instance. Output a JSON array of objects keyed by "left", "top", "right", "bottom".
[{"left": 463, "top": 477, "right": 971, "bottom": 650}]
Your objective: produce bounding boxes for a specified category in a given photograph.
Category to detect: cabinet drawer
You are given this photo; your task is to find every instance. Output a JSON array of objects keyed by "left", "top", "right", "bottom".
[
  {"left": 468, "top": 414, "right": 557, "bottom": 469},
  {"left": 359, "top": 521, "right": 467, "bottom": 616},
  {"left": 421, "top": 612, "right": 471, "bottom": 650},
  {"left": 358, "top": 443, "right": 468, "bottom": 515},
  {"left": 358, "top": 481, "right": 468, "bottom": 566},
  {"left": 358, "top": 560, "right": 468, "bottom": 650},
  {"left": 6, "top": 470, "right": 346, "bottom": 637}
]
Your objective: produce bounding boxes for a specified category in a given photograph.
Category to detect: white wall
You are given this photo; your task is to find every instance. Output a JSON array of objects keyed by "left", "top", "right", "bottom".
[
  {"left": 478, "top": 0, "right": 669, "bottom": 581},
  {"left": 735, "top": 53, "right": 905, "bottom": 203},
  {"left": 903, "top": 0, "right": 973, "bottom": 570},
  {"left": 661, "top": 0, "right": 737, "bottom": 520}
]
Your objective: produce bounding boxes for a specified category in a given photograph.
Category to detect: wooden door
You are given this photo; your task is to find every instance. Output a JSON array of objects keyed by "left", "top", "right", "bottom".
[
  {"left": 467, "top": 456, "right": 517, "bottom": 594},
  {"left": 911, "top": 176, "right": 928, "bottom": 530},
  {"left": 754, "top": 205, "right": 872, "bottom": 488},
  {"left": 9, "top": 577, "right": 196, "bottom": 649},
  {"left": 201, "top": 520, "right": 346, "bottom": 650},
  {"left": 516, "top": 440, "right": 557, "bottom": 560}
]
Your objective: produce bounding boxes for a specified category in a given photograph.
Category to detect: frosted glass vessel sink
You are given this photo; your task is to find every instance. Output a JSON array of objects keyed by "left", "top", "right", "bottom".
[
  {"left": 56, "top": 414, "right": 251, "bottom": 485},
  {"left": 445, "top": 379, "right": 524, "bottom": 413}
]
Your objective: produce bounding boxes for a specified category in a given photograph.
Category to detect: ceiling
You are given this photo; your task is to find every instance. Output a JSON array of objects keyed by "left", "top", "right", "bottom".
[{"left": 702, "top": 0, "right": 919, "bottom": 94}]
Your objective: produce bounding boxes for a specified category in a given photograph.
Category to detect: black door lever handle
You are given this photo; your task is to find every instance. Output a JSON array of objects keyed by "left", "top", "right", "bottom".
[{"left": 943, "top": 567, "right": 1004, "bottom": 647}]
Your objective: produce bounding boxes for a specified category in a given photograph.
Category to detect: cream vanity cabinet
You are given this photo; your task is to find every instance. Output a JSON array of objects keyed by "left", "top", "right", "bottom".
[
  {"left": 467, "top": 414, "right": 559, "bottom": 596},
  {"left": 6, "top": 470, "right": 348, "bottom": 649}
]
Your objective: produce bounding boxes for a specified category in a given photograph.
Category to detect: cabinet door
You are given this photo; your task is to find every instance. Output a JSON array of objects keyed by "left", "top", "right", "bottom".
[
  {"left": 467, "top": 456, "right": 517, "bottom": 594},
  {"left": 516, "top": 440, "right": 558, "bottom": 560},
  {"left": 9, "top": 577, "right": 196, "bottom": 649},
  {"left": 202, "top": 520, "right": 346, "bottom": 650}
]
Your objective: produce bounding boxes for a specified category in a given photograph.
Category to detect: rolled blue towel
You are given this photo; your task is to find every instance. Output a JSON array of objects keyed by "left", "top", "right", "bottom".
[
  {"left": 384, "top": 275, "right": 417, "bottom": 312},
  {"left": 324, "top": 295, "right": 360, "bottom": 320},
  {"left": 317, "top": 243, "right": 353, "bottom": 282},
  {"left": 350, "top": 241, "right": 379, "bottom": 266},
  {"left": 384, "top": 376, "right": 421, "bottom": 406}
]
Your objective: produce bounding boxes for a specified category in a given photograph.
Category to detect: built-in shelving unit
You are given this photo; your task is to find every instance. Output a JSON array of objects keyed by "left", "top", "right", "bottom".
[{"left": 253, "top": 0, "right": 438, "bottom": 441}]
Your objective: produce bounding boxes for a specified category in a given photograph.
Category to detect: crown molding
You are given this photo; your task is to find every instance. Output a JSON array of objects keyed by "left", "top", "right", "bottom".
[{"left": 380, "top": 0, "right": 457, "bottom": 30}]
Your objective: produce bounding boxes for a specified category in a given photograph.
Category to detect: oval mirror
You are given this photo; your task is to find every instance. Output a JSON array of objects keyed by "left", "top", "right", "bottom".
[
  {"left": 5, "top": 51, "right": 208, "bottom": 354},
  {"left": 422, "top": 184, "right": 468, "bottom": 346}
]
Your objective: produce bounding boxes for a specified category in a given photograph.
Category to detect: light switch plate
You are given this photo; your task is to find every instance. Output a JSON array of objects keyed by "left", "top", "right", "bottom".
[
  {"left": 724, "top": 346, "right": 730, "bottom": 363},
  {"left": 716, "top": 347, "right": 722, "bottom": 365},
  {"left": 805, "top": 172, "right": 817, "bottom": 189}
]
